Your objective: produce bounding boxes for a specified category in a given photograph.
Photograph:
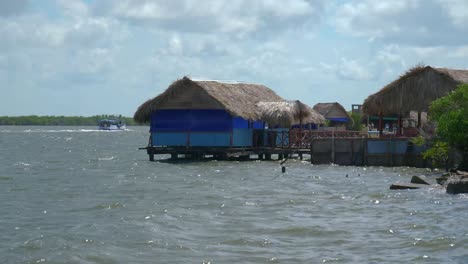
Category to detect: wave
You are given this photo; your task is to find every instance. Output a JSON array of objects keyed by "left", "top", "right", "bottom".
[{"left": 0, "top": 128, "right": 132, "bottom": 133}]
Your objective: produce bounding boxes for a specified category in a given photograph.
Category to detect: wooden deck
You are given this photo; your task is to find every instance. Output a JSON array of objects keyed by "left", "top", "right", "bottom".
[{"left": 140, "top": 129, "right": 437, "bottom": 167}]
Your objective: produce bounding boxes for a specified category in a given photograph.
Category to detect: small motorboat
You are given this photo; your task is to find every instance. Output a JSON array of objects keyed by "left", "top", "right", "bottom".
[{"left": 98, "top": 119, "right": 126, "bottom": 130}]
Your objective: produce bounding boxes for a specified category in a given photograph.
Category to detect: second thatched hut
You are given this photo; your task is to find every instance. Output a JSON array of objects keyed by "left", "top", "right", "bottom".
[
  {"left": 256, "top": 100, "right": 324, "bottom": 128},
  {"left": 362, "top": 65, "right": 468, "bottom": 136},
  {"left": 313, "top": 102, "right": 352, "bottom": 128}
]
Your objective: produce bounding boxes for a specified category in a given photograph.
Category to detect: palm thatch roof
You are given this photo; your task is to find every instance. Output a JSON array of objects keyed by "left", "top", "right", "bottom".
[
  {"left": 362, "top": 65, "right": 468, "bottom": 115},
  {"left": 313, "top": 102, "right": 352, "bottom": 122},
  {"left": 134, "top": 76, "right": 284, "bottom": 123},
  {"left": 256, "top": 100, "right": 325, "bottom": 127}
]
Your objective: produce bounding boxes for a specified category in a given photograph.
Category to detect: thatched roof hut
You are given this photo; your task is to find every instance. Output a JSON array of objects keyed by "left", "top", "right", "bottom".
[
  {"left": 362, "top": 65, "right": 468, "bottom": 115},
  {"left": 256, "top": 100, "right": 325, "bottom": 127},
  {"left": 313, "top": 102, "right": 352, "bottom": 123},
  {"left": 134, "top": 77, "right": 284, "bottom": 123}
]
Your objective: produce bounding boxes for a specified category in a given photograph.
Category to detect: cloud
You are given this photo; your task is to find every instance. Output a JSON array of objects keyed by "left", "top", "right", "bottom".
[
  {"left": 437, "top": 0, "right": 468, "bottom": 28},
  {"left": 0, "top": 0, "right": 28, "bottom": 16},
  {"left": 0, "top": 6, "right": 125, "bottom": 52},
  {"left": 0, "top": 15, "right": 66, "bottom": 50},
  {"left": 337, "top": 58, "right": 373, "bottom": 81},
  {"left": 2, "top": 0, "right": 467, "bottom": 116},
  {"left": 92, "top": 0, "right": 328, "bottom": 37},
  {"left": 57, "top": 0, "right": 89, "bottom": 18},
  {"left": 63, "top": 18, "right": 125, "bottom": 49},
  {"left": 376, "top": 45, "right": 403, "bottom": 64},
  {"left": 449, "top": 46, "right": 468, "bottom": 58},
  {"left": 318, "top": 59, "right": 374, "bottom": 81},
  {"left": 334, "top": 0, "right": 468, "bottom": 46}
]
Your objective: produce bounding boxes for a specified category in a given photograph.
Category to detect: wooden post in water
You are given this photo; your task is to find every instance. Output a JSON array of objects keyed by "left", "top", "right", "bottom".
[
  {"left": 417, "top": 111, "right": 422, "bottom": 128},
  {"left": 310, "top": 138, "right": 314, "bottom": 164},
  {"left": 390, "top": 138, "right": 394, "bottom": 166},
  {"left": 363, "top": 137, "right": 368, "bottom": 166},
  {"left": 398, "top": 113, "right": 402, "bottom": 136},
  {"left": 331, "top": 129, "right": 335, "bottom": 164},
  {"left": 149, "top": 148, "right": 154, "bottom": 161},
  {"left": 378, "top": 111, "right": 383, "bottom": 137},
  {"left": 148, "top": 135, "right": 154, "bottom": 161}
]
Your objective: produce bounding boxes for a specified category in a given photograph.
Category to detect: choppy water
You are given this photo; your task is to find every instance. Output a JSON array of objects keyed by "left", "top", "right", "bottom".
[{"left": 0, "top": 126, "right": 467, "bottom": 263}]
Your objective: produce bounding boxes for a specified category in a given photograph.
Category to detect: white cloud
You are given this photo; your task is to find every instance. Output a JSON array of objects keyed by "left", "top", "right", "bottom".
[
  {"left": 438, "top": 0, "right": 468, "bottom": 28},
  {"left": 334, "top": 0, "right": 418, "bottom": 37},
  {"left": 317, "top": 58, "right": 374, "bottom": 81},
  {"left": 449, "top": 46, "right": 468, "bottom": 58},
  {"left": 412, "top": 46, "right": 445, "bottom": 59},
  {"left": 376, "top": 45, "right": 403, "bottom": 64},
  {"left": 57, "top": 0, "right": 89, "bottom": 18},
  {"left": 1, "top": 0, "right": 467, "bottom": 116},
  {"left": 333, "top": 0, "right": 468, "bottom": 46},
  {"left": 92, "top": 0, "right": 328, "bottom": 37},
  {"left": 166, "top": 34, "right": 183, "bottom": 55},
  {"left": 0, "top": 15, "right": 67, "bottom": 50},
  {"left": 337, "top": 58, "right": 373, "bottom": 81}
]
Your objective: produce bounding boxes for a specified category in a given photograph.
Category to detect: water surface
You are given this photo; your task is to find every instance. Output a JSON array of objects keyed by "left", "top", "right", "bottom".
[{"left": 0, "top": 126, "right": 467, "bottom": 263}]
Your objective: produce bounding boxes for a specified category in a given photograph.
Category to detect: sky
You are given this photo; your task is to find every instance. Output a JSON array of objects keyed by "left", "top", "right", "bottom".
[{"left": 1, "top": 0, "right": 468, "bottom": 117}]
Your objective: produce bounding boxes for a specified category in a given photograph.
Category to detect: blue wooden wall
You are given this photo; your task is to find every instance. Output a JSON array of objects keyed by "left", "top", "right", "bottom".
[
  {"left": 367, "top": 139, "right": 408, "bottom": 154},
  {"left": 150, "top": 109, "right": 263, "bottom": 147}
]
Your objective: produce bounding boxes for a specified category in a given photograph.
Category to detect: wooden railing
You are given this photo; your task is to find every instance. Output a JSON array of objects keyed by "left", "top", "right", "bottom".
[{"left": 254, "top": 129, "right": 367, "bottom": 149}]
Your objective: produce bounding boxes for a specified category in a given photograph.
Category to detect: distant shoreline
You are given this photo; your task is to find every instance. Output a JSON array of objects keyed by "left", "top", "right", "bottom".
[{"left": 0, "top": 115, "right": 140, "bottom": 126}]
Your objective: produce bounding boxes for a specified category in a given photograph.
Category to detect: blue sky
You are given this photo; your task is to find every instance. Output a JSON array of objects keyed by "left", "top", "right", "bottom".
[{"left": 1, "top": 0, "right": 467, "bottom": 116}]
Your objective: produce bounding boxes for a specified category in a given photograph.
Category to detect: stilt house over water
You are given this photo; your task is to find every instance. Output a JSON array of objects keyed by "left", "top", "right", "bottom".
[
  {"left": 313, "top": 102, "right": 352, "bottom": 127},
  {"left": 362, "top": 65, "right": 468, "bottom": 137},
  {"left": 134, "top": 77, "right": 283, "bottom": 148},
  {"left": 134, "top": 77, "right": 324, "bottom": 160}
]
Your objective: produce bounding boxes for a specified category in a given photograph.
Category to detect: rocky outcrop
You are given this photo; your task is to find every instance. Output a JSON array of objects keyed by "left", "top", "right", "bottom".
[
  {"left": 389, "top": 171, "right": 468, "bottom": 193},
  {"left": 390, "top": 175, "right": 436, "bottom": 190},
  {"left": 445, "top": 171, "right": 468, "bottom": 194},
  {"left": 410, "top": 175, "right": 431, "bottom": 185}
]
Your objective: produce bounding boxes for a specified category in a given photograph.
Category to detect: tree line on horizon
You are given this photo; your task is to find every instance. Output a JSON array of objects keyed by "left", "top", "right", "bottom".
[{"left": 0, "top": 115, "right": 138, "bottom": 126}]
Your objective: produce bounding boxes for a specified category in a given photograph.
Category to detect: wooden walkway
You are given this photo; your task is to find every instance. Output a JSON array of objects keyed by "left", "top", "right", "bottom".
[{"left": 142, "top": 129, "right": 369, "bottom": 162}]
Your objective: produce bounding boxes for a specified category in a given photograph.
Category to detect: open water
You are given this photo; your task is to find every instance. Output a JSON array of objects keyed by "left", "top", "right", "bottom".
[{"left": 0, "top": 126, "right": 467, "bottom": 263}]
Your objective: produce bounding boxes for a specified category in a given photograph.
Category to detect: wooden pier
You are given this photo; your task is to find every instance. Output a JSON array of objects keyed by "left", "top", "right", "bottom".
[{"left": 141, "top": 129, "right": 435, "bottom": 167}]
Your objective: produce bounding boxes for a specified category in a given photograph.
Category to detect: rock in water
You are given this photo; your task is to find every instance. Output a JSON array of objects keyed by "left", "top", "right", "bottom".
[
  {"left": 390, "top": 183, "right": 431, "bottom": 190},
  {"left": 410, "top": 175, "right": 430, "bottom": 185},
  {"left": 446, "top": 179, "right": 468, "bottom": 194}
]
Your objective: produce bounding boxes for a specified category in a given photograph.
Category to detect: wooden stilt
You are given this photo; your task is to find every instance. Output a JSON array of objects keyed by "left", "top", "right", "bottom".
[
  {"left": 398, "top": 113, "right": 402, "bottom": 136},
  {"left": 417, "top": 111, "right": 422, "bottom": 129},
  {"left": 378, "top": 111, "right": 383, "bottom": 137},
  {"left": 310, "top": 138, "right": 314, "bottom": 164},
  {"left": 149, "top": 148, "right": 154, "bottom": 161}
]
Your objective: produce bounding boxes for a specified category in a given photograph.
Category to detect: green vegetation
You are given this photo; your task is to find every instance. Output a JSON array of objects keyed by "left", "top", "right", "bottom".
[
  {"left": 0, "top": 115, "right": 138, "bottom": 126},
  {"left": 348, "top": 112, "right": 364, "bottom": 131},
  {"left": 423, "top": 141, "right": 449, "bottom": 168},
  {"left": 410, "top": 135, "right": 426, "bottom": 146},
  {"left": 426, "top": 84, "right": 468, "bottom": 170}
]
